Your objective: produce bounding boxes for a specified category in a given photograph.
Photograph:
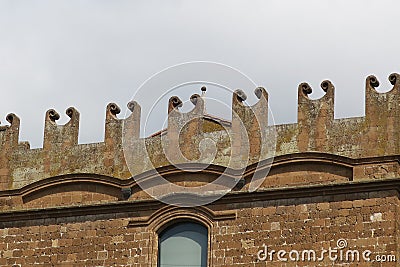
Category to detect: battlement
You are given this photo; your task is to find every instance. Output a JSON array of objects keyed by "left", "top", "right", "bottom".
[{"left": 0, "top": 73, "right": 399, "bottom": 194}]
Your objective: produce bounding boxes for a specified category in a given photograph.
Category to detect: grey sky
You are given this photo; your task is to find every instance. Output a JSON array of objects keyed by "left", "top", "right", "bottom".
[{"left": 0, "top": 0, "right": 399, "bottom": 148}]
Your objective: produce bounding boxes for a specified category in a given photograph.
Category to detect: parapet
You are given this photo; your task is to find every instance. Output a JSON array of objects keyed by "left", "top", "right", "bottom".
[{"left": 0, "top": 73, "right": 399, "bottom": 194}]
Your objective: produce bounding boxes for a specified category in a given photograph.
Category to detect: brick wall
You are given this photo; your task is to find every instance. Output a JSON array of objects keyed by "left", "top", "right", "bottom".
[
  {"left": 0, "top": 73, "right": 399, "bottom": 266},
  {"left": 0, "top": 190, "right": 397, "bottom": 266}
]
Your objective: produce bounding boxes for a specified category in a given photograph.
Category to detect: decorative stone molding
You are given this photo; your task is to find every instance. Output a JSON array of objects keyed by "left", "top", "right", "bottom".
[{"left": 0, "top": 73, "right": 398, "bottom": 193}]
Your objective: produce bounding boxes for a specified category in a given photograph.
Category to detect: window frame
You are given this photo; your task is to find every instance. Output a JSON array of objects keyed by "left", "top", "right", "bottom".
[
  {"left": 157, "top": 221, "right": 209, "bottom": 267},
  {"left": 146, "top": 209, "right": 214, "bottom": 267}
]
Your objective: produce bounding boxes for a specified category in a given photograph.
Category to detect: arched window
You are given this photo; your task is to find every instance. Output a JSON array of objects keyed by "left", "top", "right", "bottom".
[{"left": 158, "top": 222, "right": 208, "bottom": 267}]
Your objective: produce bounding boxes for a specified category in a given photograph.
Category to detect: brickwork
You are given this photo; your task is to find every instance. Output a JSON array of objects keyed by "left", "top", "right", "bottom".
[
  {"left": 214, "top": 192, "right": 398, "bottom": 266},
  {"left": 0, "top": 73, "right": 399, "bottom": 266},
  {"left": 0, "top": 191, "right": 397, "bottom": 266}
]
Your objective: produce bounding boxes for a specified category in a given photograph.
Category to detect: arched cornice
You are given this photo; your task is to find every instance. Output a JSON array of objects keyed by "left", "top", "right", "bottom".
[
  {"left": 1, "top": 152, "right": 399, "bottom": 203},
  {"left": 128, "top": 205, "right": 236, "bottom": 232}
]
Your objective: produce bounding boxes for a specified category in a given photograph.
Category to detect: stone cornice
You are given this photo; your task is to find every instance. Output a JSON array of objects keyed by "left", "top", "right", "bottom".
[
  {"left": 0, "top": 177, "right": 399, "bottom": 224},
  {"left": 1, "top": 152, "right": 399, "bottom": 198}
]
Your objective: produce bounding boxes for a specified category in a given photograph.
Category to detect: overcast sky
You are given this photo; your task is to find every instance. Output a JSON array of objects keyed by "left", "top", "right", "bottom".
[{"left": 0, "top": 0, "right": 399, "bottom": 148}]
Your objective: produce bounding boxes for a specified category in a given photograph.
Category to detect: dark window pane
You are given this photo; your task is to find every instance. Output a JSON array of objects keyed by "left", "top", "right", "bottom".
[{"left": 158, "top": 222, "right": 208, "bottom": 267}]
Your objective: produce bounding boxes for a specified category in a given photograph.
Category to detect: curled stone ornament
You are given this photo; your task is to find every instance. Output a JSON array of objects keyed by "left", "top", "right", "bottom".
[{"left": 122, "top": 61, "right": 277, "bottom": 207}]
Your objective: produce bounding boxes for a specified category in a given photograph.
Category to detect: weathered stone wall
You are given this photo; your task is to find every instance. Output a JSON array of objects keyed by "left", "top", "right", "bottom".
[
  {"left": 0, "top": 73, "right": 399, "bottom": 266},
  {"left": 0, "top": 73, "right": 399, "bottom": 191},
  {"left": 213, "top": 192, "right": 398, "bottom": 266},
  {"left": 0, "top": 190, "right": 397, "bottom": 266}
]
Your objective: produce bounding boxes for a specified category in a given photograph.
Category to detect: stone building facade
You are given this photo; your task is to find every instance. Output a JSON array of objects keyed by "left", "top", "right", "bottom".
[{"left": 0, "top": 73, "right": 399, "bottom": 266}]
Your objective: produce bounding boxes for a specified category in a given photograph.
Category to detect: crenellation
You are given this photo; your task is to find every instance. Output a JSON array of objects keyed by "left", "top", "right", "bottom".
[
  {"left": 104, "top": 102, "right": 122, "bottom": 145},
  {"left": 43, "top": 107, "right": 80, "bottom": 149},
  {"left": 2, "top": 70, "right": 400, "bottom": 266},
  {"left": 0, "top": 73, "right": 399, "bottom": 191},
  {"left": 0, "top": 113, "right": 21, "bottom": 190},
  {"left": 364, "top": 73, "right": 400, "bottom": 157},
  {"left": 124, "top": 100, "right": 141, "bottom": 140},
  {"left": 166, "top": 94, "right": 206, "bottom": 163},
  {"left": 231, "top": 87, "right": 269, "bottom": 168},
  {"left": 3, "top": 114, "right": 21, "bottom": 152},
  {"left": 297, "top": 80, "right": 335, "bottom": 152}
]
